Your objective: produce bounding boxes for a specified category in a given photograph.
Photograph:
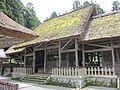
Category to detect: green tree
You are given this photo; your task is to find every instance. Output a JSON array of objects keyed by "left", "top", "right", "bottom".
[
  {"left": 96, "top": 4, "right": 104, "bottom": 14},
  {"left": 112, "top": 1, "right": 120, "bottom": 11},
  {"left": 73, "top": 0, "right": 82, "bottom": 11},
  {"left": 83, "top": 1, "right": 91, "bottom": 7},
  {"left": 0, "top": 0, "right": 41, "bottom": 30},
  {"left": 50, "top": 11, "right": 58, "bottom": 19}
]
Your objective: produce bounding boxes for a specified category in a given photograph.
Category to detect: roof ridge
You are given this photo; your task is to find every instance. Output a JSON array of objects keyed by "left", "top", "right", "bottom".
[{"left": 92, "top": 10, "right": 120, "bottom": 19}]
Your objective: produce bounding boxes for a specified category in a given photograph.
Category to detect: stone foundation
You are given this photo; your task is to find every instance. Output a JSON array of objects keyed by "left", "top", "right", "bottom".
[{"left": 45, "top": 75, "right": 117, "bottom": 88}]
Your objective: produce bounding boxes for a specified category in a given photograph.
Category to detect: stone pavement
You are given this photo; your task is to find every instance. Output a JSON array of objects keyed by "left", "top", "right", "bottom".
[
  {"left": 0, "top": 76, "right": 74, "bottom": 90},
  {"left": 0, "top": 76, "right": 118, "bottom": 90}
]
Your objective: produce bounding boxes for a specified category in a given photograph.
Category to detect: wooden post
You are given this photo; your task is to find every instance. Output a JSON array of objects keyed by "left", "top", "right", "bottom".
[
  {"left": 75, "top": 38, "right": 79, "bottom": 67},
  {"left": 116, "top": 49, "right": 119, "bottom": 62},
  {"left": 67, "top": 53, "right": 69, "bottom": 67},
  {"left": 33, "top": 49, "right": 35, "bottom": 73},
  {"left": 82, "top": 44, "right": 85, "bottom": 67},
  {"left": 59, "top": 41, "right": 61, "bottom": 67},
  {"left": 44, "top": 46, "right": 47, "bottom": 72},
  {"left": 20, "top": 54, "right": 22, "bottom": 67},
  {"left": 24, "top": 49, "right": 26, "bottom": 68},
  {"left": 111, "top": 41, "right": 115, "bottom": 75},
  {"left": 111, "top": 41, "right": 115, "bottom": 67}
]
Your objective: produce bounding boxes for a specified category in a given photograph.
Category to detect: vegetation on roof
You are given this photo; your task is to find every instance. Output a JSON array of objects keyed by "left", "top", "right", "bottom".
[
  {"left": 85, "top": 12, "right": 120, "bottom": 40},
  {"left": 15, "top": 5, "right": 94, "bottom": 48}
]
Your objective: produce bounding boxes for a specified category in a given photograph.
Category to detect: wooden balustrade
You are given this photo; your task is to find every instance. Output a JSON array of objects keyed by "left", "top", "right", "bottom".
[
  {"left": 0, "top": 81, "right": 18, "bottom": 90},
  {"left": 86, "top": 67, "right": 115, "bottom": 76},
  {"left": 52, "top": 67, "right": 87, "bottom": 76},
  {"left": 13, "top": 67, "right": 33, "bottom": 74},
  {"left": 52, "top": 67, "right": 115, "bottom": 76}
]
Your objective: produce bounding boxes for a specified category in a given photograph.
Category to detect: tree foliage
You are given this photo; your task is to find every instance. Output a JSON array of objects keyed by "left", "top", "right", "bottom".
[
  {"left": 96, "top": 4, "right": 104, "bottom": 14},
  {"left": 72, "top": 0, "right": 104, "bottom": 15},
  {"left": 73, "top": 0, "right": 82, "bottom": 11},
  {"left": 83, "top": 1, "right": 91, "bottom": 7},
  {"left": 112, "top": 1, "right": 120, "bottom": 11},
  {"left": 0, "top": 0, "right": 41, "bottom": 30},
  {"left": 50, "top": 11, "right": 58, "bottom": 19}
]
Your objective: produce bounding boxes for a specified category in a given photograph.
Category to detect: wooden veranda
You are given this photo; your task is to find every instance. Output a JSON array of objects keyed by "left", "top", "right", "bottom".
[{"left": 11, "top": 37, "right": 120, "bottom": 76}]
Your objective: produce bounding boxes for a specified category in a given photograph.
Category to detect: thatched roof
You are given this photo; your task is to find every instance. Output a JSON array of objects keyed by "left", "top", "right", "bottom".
[
  {"left": 14, "top": 5, "right": 96, "bottom": 48},
  {"left": 5, "top": 46, "right": 24, "bottom": 55},
  {"left": 0, "top": 11, "right": 39, "bottom": 41},
  {"left": 84, "top": 11, "right": 120, "bottom": 41},
  {"left": 0, "top": 35, "right": 25, "bottom": 48}
]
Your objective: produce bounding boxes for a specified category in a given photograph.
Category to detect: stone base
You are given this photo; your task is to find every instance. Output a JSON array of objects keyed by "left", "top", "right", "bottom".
[
  {"left": 45, "top": 75, "right": 117, "bottom": 88},
  {"left": 12, "top": 73, "right": 26, "bottom": 79}
]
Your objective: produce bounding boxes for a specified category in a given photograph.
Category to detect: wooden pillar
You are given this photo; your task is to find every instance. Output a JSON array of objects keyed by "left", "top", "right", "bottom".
[
  {"left": 44, "top": 46, "right": 47, "bottom": 72},
  {"left": 82, "top": 44, "right": 85, "bottom": 67},
  {"left": 20, "top": 54, "right": 22, "bottom": 67},
  {"left": 116, "top": 49, "right": 119, "bottom": 62},
  {"left": 67, "top": 53, "right": 69, "bottom": 67},
  {"left": 24, "top": 49, "right": 26, "bottom": 67},
  {"left": 75, "top": 38, "right": 79, "bottom": 67},
  {"left": 101, "top": 52, "right": 104, "bottom": 66},
  {"left": 59, "top": 41, "right": 61, "bottom": 67},
  {"left": 33, "top": 48, "right": 36, "bottom": 73},
  {"left": 111, "top": 41, "right": 115, "bottom": 67}
]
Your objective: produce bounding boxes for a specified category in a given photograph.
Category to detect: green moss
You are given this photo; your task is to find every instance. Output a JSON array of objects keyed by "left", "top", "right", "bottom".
[
  {"left": 85, "top": 12, "right": 120, "bottom": 40},
  {"left": 15, "top": 5, "right": 94, "bottom": 48}
]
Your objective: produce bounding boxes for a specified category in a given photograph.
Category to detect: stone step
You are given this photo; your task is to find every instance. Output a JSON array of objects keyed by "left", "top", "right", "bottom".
[
  {"left": 23, "top": 78, "right": 45, "bottom": 82},
  {"left": 21, "top": 74, "right": 50, "bottom": 84}
]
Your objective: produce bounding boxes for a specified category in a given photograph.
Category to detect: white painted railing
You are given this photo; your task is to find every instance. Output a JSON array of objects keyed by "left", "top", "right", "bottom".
[
  {"left": 52, "top": 67, "right": 115, "bottom": 76},
  {"left": 13, "top": 67, "right": 33, "bottom": 74},
  {"left": 52, "top": 67, "right": 86, "bottom": 76},
  {"left": 86, "top": 67, "right": 115, "bottom": 76}
]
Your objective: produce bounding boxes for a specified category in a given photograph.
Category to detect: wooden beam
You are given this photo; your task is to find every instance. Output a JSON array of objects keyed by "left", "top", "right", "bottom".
[
  {"left": 84, "top": 48, "right": 111, "bottom": 53},
  {"left": 75, "top": 38, "right": 79, "bottom": 67},
  {"left": 44, "top": 46, "right": 47, "bottom": 72},
  {"left": 61, "top": 39, "right": 72, "bottom": 50},
  {"left": 35, "top": 45, "right": 59, "bottom": 51},
  {"left": 82, "top": 44, "right": 85, "bottom": 67},
  {"left": 25, "top": 53, "right": 33, "bottom": 57},
  {"left": 28, "top": 47, "right": 33, "bottom": 53},
  {"left": 85, "top": 43, "right": 110, "bottom": 48},
  {"left": 61, "top": 49, "right": 75, "bottom": 53},
  {"left": 59, "top": 41, "right": 61, "bottom": 67}
]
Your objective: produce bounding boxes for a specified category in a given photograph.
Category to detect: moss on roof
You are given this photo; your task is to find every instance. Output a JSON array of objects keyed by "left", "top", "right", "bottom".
[
  {"left": 84, "top": 12, "right": 120, "bottom": 41},
  {"left": 15, "top": 5, "right": 94, "bottom": 48}
]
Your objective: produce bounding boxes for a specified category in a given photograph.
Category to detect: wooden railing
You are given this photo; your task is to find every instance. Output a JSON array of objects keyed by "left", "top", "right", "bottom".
[
  {"left": 0, "top": 81, "right": 18, "bottom": 90},
  {"left": 86, "top": 67, "right": 115, "bottom": 76},
  {"left": 52, "top": 67, "right": 115, "bottom": 76},
  {"left": 52, "top": 67, "right": 86, "bottom": 76},
  {"left": 13, "top": 67, "right": 33, "bottom": 74}
]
